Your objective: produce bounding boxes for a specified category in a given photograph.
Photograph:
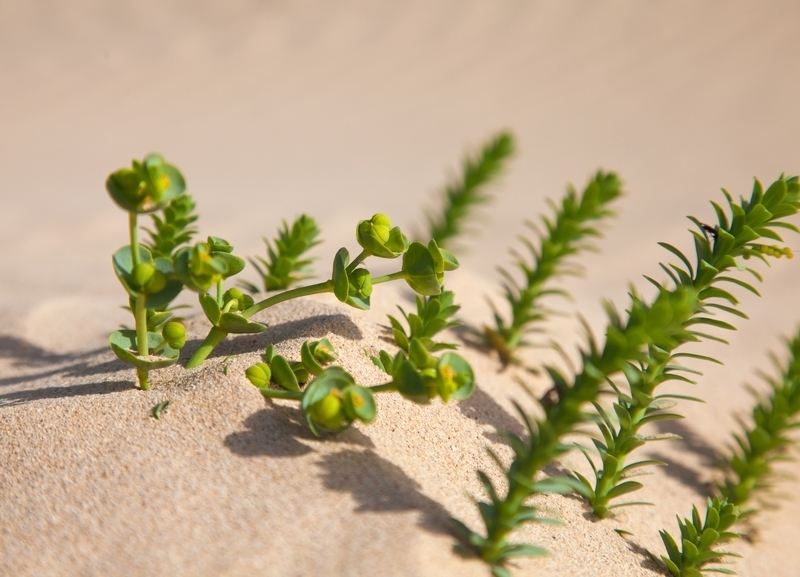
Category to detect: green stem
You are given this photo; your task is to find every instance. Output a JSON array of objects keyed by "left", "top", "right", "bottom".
[
  {"left": 370, "top": 271, "right": 406, "bottom": 285},
  {"left": 259, "top": 388, "right": 303, "bottom": 401},
  {"left": 346, "top": 249, "right": 370, "bottom": 274},
  {"left": 134, "top": 291, "right": 150, "bottom": 389},
  {"left": 185, "top": 326, "right": 228, "bottom": 369},
  {"left": 242, "top": 281, "right": 333, "bottom": 318},
  {"left": 369, "top": 382, "right": 396, "bottom": 393},
  {"left": 217, "top": 279, "right": 224, "bottom": 308},
  {"left": 129, "top": 212, "right": 140, "bottom": 268}
]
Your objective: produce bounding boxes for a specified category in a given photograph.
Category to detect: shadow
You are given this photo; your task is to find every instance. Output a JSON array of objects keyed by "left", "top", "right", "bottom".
[
  {"left": 0, "top": 379, "right": 136, "bottom": 406},
  {"left": 648, "top": 420, "right": 721, "bottom": 497},
  {"left": 187, "top": 313, "right": 364, "bottom": 361},
  {"left": 224, "top": 402, "right": 374, "bottom": 458},
  {"left": 317, "top": 448, "right": 455, "bottom": 535},
  {"left": 457, "top": 386, "right": 525, "bottom": 443},
  {"left": 0, "top": 358, "right": 129, "bottom": 388},
  {"left": 623, "top": 538, "right": 670, "bottom": 575},
  {"left": 0, "top": 335, "right": 106, "bottom": 368}
]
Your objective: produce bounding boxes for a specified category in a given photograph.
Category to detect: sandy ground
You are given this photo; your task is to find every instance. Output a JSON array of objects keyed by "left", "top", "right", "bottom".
[{"left": 2, "top": 1, "right": 800, "bottom": 576}]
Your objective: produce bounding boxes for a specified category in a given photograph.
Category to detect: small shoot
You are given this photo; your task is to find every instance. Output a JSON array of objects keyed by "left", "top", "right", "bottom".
[
  {"left": 717, "top": 328, "right": 800, "bottom": 516},
  {"left": 659, "top": 497, "right": 741, "bottom": 577},
  {"left": 485, "top": 171, "right": 623, "bottom": 366},
  {"left": 426, "top": 131, "right": 515, "bottom": 249},
  {"left": 152, "top": 400, "right": 171, "bottom": 420},
  {"left": 239, "top": 214, "right": 321, "bottom": 294}
]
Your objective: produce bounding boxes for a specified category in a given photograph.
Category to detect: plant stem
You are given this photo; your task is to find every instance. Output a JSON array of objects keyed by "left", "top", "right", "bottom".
[
  {"left": 242, "top": 281, "right": 333, "bottom": 318},
  {"left": 216, "top": 279, "right": 224, "bottom": 308},
  {"left": 188, "top": 270, "right": 407, "bottom": 369},
  {"left": 129, "top": 212, "right": 140, "bottom": 268},
  {"left": 259, "top": 388, "right": 303, "bottom": 401},
  {"left": 370, "top": 271, "right": 406, "bottom": 285},
  {"left": 185, "top": 326, "right": 228, "bottom": 368},
  {"left": 369, "top": 382, "right": 396, "bottom": 393},
  {"left": 129, "top": 211, "right": 151, "bottom": 390},
  {"left": 346, "top": 249, "right": 370, "bottom": 274}
]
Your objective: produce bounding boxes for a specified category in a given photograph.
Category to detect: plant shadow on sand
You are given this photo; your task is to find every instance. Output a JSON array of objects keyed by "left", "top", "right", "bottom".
[
  {"left": 317, "top": 447, "right": 457, "bottom": 536},
  {"left": 648, "top": 419, "right": 721, "bottom": 497},
  {"left": 0, "top": 334, "right": 126, "bottom": 388},
  {"left": 224, "top": 401, "right": 374, "bottom": 458},
  {"left": 0, "top": 379, "right": 136, "bottom": 406}
]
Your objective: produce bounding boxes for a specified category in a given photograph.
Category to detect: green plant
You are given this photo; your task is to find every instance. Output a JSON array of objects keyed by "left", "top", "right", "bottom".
[
  {"left": 659, "top": 497, "right": 742, "bottom": 577},
  {"left": 655, "top": 325, "right": 800, "bottom": 577},
  {"left": 106, "top": 153, "right": 193, "bottom": 390},
  {"left": 426, "top": 131, "right": 514, "bottom": 249},
  {"left": 452, "top": 175, "right": 799, "bottom": 576},
  {"left": 144, "top": 193, "right": 199, "bottom": 258},
  {"left": 186, "top": 213, "right": 460, "bottom": 368},
  {"left": 239, "top": 214, "right": 321, "bottom": 294},
  {"left": 574, "top": 177, "right": 798, "bottom": 518},
  {"left": 717, "top": 328, "right": 800, "bottom": 514},
  {"left": 244, "top": 291, "right": 476, "bottom": 436},
  {"left": 483, "top": 171, "right": 623, "bottom": 366}
]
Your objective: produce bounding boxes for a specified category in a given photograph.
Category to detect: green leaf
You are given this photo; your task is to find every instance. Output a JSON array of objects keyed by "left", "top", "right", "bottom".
[
  {"left": 270, "top": 354, "right": 300, "bottom": 391},
  {"left": 217, "top": 313, "right": 267, "bottom": 334},
  {"left": 606, "top": 481, "right": 643, "bottom": 500},
  {"left": 331, "top": 247, "right": 350, "bottom": 303},
  {"left": 199, "top": 293, "right": 221, "bottom": 326},
  {"left": 109, "top": 330, "right": 179, "bottom": 370}
]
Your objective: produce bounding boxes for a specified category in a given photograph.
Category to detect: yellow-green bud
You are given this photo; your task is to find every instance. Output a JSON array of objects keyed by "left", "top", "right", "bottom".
[
  {"left": 162, "top": 321, "right": 186, "bottom": 349},
  {"left": 132, "top": 262, "right": 155, "bottom": 288},
  {"left": 245, "top": 362, "right": 272, "bottom": 388},
  {"left": 310, "top": 390, "right": 346, "bottom": 430}
]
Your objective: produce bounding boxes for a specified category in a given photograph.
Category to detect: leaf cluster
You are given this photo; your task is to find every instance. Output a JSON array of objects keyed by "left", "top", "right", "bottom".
[
  {"left": 242, "top": 214, "right": 321, "bottom": 293},
  {"left": 388, "top": 289, "right": 462, "bottom": 354},
  {"left": 659, "top": 497, "right": 741, "bottom": 577},
  {"left": 427, "top": 131, "right": 514, "bottom": 248},
  {"left": 485, "top": 171, "right": 623, "bottom": 366},
  {"left": 717, "top": 329, "right": 800, "bottom": 514},
  {"left": 145, "top": 194, "right": 199, "bottom": 258}
]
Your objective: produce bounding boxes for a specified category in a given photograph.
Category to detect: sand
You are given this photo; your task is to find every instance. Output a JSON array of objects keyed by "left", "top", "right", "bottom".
[{"left": 3, "top": 1, "right": 800, "bottom": 576}]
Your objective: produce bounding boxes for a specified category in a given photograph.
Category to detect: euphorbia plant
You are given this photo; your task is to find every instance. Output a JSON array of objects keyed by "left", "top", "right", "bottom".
[
  {"left": 244, "top": 290, "right": 475, "bottom": 435},
  {"left": 106, "top": 153, "right": 193, "bottom": 390},
  {"left": 185, "top": 213, "right": 459, "bottom": 368}
]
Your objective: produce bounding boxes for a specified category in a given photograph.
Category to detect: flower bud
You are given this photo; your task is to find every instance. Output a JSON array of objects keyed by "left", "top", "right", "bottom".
[
  {"left": 162, "top": 321, "right": 186, "bottom": 349},
  {"left": 349, "top": 269, "right": 373, "bottom": 299},
  {"left": 312, "top": 339, "right": 338, "bottom": 363},
  {"left": 309, "top": 390, "right": 346, "bottom": 430},
  {"left": 132, "top": 262, "right": 155, "bottom": 288},
  {"left": 144, "top": 269, "right": 167, "bottom": 293},
  {"left": 245, "top": 362, "right": 272, "bottom": 388},
  {"left": 356, "top": 213, "right": 409, "bottom": 258}
]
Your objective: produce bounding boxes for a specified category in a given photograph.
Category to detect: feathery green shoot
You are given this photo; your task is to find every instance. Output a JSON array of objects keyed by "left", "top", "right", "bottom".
[
  {"left": 145, "top": 194, "right": 199, "bottom": 258},
  {"left": 659, "top": 497, "right": 742, "bottom": 577},
  {"left": 577, "top": 176, "right": 799, "bottom": 518},
  {"left": 718, "top": 328, "right": 800, "bottom": 515},
  {"left": 240, "top": 214, "right": 321, "bottom": 294},
  {"left": 427, "top": 132, "right": 514, "bottom": 248},
  {"left": 453, "top": 175, "right": 800, "bottom": 576},
  {"left": 485, "top": 171, "right": 623, "bottom": 366}
]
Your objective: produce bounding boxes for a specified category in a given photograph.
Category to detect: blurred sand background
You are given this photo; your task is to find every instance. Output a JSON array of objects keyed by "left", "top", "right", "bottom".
[{"left": 2, "top": 1, "right": 800, "bottom": 576}]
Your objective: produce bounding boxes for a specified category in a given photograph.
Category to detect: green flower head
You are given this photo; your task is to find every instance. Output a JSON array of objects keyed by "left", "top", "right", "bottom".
[
  {"left": 356, "top": 213, "right": 409, "bottom": 258},
  {"left": 106, "top": 153, "right": 186, "bottom": 214}
]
